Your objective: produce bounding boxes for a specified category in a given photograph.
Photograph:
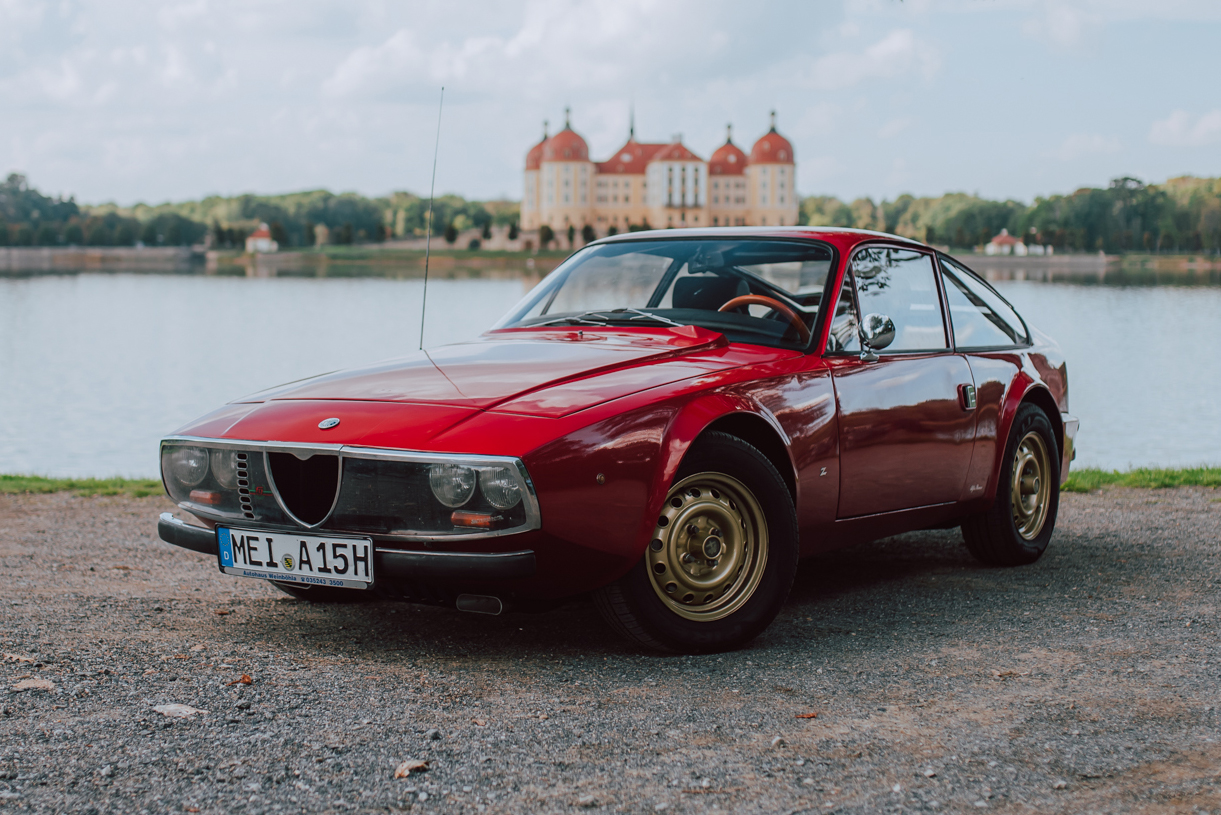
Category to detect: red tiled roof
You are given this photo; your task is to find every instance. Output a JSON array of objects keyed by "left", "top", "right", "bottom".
[
  {"left": 651, "top": 141, "right": 703, "bottom": 162},
  {"left": 595, "top": 139, "right": 666, "bottom": 174},
  {"left": 250, "top": 225, "right": 271, "bottom": 239}
]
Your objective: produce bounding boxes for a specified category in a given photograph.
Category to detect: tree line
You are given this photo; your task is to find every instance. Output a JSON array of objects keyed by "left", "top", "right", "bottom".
[
  {"left": 5, "top": 171, "right": 1221, "bottom": 254},
  {"left": 801, "top": 176, "right": 1221, "bottom": 254},
  {"left": 0, "top": 174, "right": 520, "bottom": 250}
]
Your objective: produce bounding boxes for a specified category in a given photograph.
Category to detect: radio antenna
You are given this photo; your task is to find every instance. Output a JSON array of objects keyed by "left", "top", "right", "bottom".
[{"left": 419, "top": 86, "right": 445, "bottom": 349}]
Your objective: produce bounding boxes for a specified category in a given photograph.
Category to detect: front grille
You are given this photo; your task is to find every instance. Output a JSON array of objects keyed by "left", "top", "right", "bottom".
[{"left": 266, "top": 452, "right": 340, "bottom": 526}]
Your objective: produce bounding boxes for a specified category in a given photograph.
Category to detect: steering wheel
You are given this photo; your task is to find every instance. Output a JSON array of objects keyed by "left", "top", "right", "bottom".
[{"left": 718, "top": 295, "right": 811, "bottom": 344}]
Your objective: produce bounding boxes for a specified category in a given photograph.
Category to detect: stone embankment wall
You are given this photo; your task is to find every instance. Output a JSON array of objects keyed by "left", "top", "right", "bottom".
[{"left": 0, "top": 246, "right": 202, "bottom": 272}]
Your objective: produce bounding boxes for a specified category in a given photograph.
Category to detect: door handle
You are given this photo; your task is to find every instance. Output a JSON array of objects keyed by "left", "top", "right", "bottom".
[{"left": 959, "top": 384, "right": 977, "bottom": 411}]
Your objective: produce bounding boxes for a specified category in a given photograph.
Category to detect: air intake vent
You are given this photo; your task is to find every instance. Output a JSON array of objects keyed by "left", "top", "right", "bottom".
[{"left": 267, "top": 452, "right": 340, "bottom": 526}]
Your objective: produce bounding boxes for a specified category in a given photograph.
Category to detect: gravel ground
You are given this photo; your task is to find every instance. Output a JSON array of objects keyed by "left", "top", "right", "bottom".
[{"left": 1, "top": 487, "right": 1219, "bottom": 815}]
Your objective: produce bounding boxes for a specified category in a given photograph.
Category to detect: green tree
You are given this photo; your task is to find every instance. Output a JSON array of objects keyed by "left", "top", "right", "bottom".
[
  {"left": 113, "top": 223, "right": 135, "bottom": 246},
  {"left": 581, "top": 224, "right": 596, "bottom": 244},
  {"left": 481, "top": 221, "right": 492, "bottom": 240},
  {"left": 35, "top": 224, "right": 58, "bottom": 245},
  {"left": 85, "top": 224, "right": 111, "bottom": 246},
  {"left": 567, "top": 224, "right": 576, "bottom": 248},
  {"left": 444, "top": 221, "right": 458, "bottom": 244},
  {"left": 15, "top": 225, "right": 33, "bottom": 245},
  {"left": 607, "top": 224, "right": 618, "bottom": 236},
  {"left": 539, "top": 224, "right": 554, "bottom": 248},
  {"left": 507, "top": 222, "right": 519, "bottom": 240},
  {"left": 270, "top": 220, "right": 289, "bottom": 247},
  {"left": 0, "top": 221, "right": 9, "bottom": 246},
  {"left": 141, "top": 222, "right": 158, "bottom": 245},
  {"left": 64, "top": 223, "right": 84, "bottom": 245}
]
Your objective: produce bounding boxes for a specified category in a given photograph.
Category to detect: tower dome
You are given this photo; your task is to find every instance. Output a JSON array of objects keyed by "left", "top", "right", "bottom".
[
  {"left": 709, "top": 124, "right": 748, "bottom": 175},
  {"left": 541, "top": 108, "right": 589, "bottom": 162},
  {"left": 750, "top": 111, "right": 795, "bottom": 165},
  {"left": 525, "top": 121, "right": 549, "bottom": 170}
]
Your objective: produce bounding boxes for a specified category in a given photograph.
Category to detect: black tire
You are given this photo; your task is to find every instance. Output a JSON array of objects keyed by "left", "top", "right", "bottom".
[
  {"left": 962, "top": 403, "right": 1060, "bottom": 566},
  {"left": 593, "top": 432, "right": 799, "bottom": 653},
  {"left": 271, "top": 581, "right": 368, "bottom": 603}
]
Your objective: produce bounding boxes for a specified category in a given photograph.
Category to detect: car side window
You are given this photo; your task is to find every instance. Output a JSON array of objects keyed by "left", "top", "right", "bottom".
[
  {"left": 939, "top": 256, "right": 1029, "bottom": 348},
  {"left": 850, "top": 247, "right": 947, "bottom": 352}
]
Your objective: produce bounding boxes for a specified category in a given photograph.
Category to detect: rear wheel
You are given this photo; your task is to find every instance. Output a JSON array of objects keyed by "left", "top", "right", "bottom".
[
  {"left": 593, "top": 432, "right": 798, "bottom": 653},
  {"left": 962, "top": 403, "right": 1060, "bottom": 566}
]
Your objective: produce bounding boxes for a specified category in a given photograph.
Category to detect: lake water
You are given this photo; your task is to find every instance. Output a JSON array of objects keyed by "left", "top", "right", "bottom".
[{"left": 1, "top": 265, "right": 1218, "bottom": 478}]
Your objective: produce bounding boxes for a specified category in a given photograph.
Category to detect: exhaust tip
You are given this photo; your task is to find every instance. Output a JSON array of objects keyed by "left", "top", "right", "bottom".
[{"left": 456, "top": 594, "right": 504, "bottom": 616}]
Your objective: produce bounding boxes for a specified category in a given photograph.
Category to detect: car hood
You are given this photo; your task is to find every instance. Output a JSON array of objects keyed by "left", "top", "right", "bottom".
[{"left": 230, "top": 326, "right": 750, "bottom": 419}]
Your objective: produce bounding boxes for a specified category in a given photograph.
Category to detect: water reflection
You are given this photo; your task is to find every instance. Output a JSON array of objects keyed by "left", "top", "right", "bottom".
[{"left": 0, "top": 261, "right": 1218, "bottom": 478}]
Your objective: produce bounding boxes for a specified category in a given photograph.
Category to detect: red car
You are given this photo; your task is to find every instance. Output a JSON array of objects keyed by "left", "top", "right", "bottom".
[{"left": 159, "top": 228, "right": 1077, "bottom": 653}]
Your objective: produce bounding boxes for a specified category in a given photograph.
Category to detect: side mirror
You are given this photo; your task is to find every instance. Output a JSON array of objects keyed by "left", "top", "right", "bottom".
[{"left": 859, "top": 312, "right": 896, "bottom": 361}]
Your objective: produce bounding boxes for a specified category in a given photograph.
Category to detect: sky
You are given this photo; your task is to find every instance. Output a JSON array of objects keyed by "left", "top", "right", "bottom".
[{"left": 2, "top": 0, "right": 1220, "bottom": 207}]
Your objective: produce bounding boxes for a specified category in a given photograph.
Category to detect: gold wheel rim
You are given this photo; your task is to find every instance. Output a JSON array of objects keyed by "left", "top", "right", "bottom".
[
  {"left": 646, "top": 472, "right": 769, "bottom": 622},
  {"left": 1011, "top": 431, "right": 1051, "bottom": 540}
]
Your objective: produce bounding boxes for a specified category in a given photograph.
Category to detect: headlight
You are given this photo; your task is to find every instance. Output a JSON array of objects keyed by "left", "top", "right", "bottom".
[
  {"left": 428, "top": 463, "right": 476, "bottom": 508},
  {"left": 168, "top": 446, "right": 210, "bottom": 487},
  {"left": 210, "top": 449, "right": 239, "bottom": 489},
  {"left": 478, "top": 466, "right": 522, "bottom": 509}
]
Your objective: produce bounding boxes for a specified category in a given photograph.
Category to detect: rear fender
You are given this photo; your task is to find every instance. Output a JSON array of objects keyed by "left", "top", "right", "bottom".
[{"left": 986, "top": 377, "right": 1064, "bottom": 500}]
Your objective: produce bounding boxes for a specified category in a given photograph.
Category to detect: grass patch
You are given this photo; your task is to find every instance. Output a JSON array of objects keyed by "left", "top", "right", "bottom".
[
  {"left": 4, "top": 468, "right": 1218, "bottom": 498},
  {"left": 1063, "top": 467, "right": 1221, "bottom": 493},
  {"left": 0, "top": 475, "right": 165, "bottom": 498}
]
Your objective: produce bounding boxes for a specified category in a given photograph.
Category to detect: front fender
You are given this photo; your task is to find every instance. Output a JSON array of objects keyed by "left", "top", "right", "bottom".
[{"left": 522, "top": 390, "right": 788, "bottom": 593}]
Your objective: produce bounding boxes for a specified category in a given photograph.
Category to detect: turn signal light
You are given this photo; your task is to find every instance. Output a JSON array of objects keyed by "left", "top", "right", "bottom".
[
  {"left": 450, "top": 510, "right": 504, "bottom": 529},
  {"left": 189, "top": 489, "right": 223, "bottom": 505}
]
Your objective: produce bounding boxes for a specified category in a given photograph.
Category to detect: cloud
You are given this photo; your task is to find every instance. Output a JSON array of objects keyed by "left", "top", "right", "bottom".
[
  {"left": 1048, "top": 133, "right": 1121, "bottom": 161},
  {"left": 804, "top": 29, "right": 939, "bottom": 90},
  {"left": 1149, "top": 110, "right": 1221, "bottom": 147},
  {"left": 1022, "top": 4, "right": 1094, "bottom": 48},
  {"left": 877, "top": 116, "right": 913, "bottom": 139}
]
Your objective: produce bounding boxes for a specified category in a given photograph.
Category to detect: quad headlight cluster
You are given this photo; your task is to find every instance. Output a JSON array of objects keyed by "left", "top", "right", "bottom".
[
  {"left": 428, "top": 463, "right": 523, "bottom": 510},
  {"left": 164, "top": 445, "right": 240, "bottom": 489}
]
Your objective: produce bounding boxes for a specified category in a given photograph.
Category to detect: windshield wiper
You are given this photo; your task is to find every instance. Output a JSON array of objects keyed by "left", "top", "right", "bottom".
[{"left": 536, "top": 308, "right": 687, "bottom": 328}]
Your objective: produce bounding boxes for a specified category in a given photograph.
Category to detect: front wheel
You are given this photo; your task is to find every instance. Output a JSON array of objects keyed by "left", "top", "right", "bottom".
[
  {"left": 593, "top": 432, "right": 799, "bottom": 653},
  {"left": 962, "top": 403, "right": 1060, "bottom": 566}
]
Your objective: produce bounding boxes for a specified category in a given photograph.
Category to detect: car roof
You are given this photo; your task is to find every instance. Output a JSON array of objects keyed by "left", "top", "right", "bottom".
[{"left": 590, "top": 225, "right": 928, "bottom": 251}]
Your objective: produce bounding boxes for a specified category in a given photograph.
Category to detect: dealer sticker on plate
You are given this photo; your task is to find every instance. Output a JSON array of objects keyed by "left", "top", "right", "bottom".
[{"left": 217, "top": 528, "right": 374, "bottom": 589}]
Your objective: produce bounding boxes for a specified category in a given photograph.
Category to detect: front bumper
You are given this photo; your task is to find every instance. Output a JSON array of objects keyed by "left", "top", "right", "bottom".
[
  {"left": 1060, "top": 413, "right": 1079, "bottom": 484},
  {"left": 157, "top": 512, "right": 536, "bottom": 581}
]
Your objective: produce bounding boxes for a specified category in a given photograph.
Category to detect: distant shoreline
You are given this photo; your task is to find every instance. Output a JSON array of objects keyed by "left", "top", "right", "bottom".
[{"left": 2, "top": 244, "right": 1218, "bottom": 283}]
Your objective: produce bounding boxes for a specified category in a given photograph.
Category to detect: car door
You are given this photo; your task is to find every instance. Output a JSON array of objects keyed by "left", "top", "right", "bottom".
[{"left": 825, "top": 245, "right": 978, "bottom": 518}]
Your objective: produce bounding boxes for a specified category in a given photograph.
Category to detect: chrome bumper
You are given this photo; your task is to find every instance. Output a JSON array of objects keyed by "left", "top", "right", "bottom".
[
  {"left": 1060, "top": 413, "right": 1079, "bottom": 484},
  {"left": 156, "top": 512, "right": 536, "bottom": 581}
]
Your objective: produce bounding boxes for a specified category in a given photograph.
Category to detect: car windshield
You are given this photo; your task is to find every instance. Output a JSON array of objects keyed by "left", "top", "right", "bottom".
[{"left": 494, "top": 238, "right": 836, "bottom": 348}]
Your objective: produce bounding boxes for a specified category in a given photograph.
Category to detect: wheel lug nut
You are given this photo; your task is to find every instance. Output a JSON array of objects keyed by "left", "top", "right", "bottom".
[
  {"left": 686, "top": 524, "right": 699, "bottom": 536},
  {"left": 681, "top": 553, "right": 695, "bottom": 564},
  {"left": 711, "top": 528, "right": 720, "bottom": 537}
]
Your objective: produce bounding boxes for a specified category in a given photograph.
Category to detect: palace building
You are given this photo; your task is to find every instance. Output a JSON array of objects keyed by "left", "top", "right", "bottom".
[{"left": 521, "top": 110, "right": 798, "bottom": 235}]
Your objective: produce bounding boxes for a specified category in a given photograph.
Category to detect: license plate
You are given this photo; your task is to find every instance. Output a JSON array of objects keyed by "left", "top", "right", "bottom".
[{"left": 217, "top": 528, "right": 373, "bottom": 589}]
